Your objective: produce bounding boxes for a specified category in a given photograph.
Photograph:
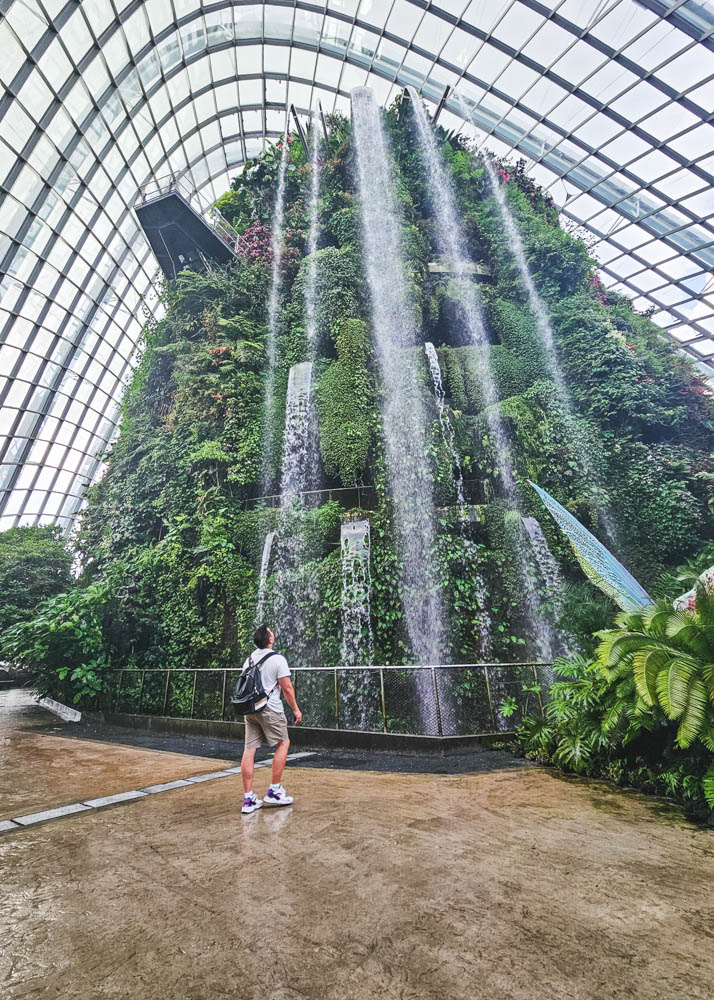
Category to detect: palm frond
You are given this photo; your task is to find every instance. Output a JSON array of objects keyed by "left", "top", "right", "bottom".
[
  {"left": 642, "top": 603, "right": 672, "bottom": 637},
  {"left": 666, "top": 655, "right": 701, "bottom": 718},
  {"left": 675, "top": 676, "right": 708, "bottom": 748},
  {"left": 700, "top": 663, "right": 714, "bottom": 700},
  {"left": 552, "top": 654, "right": 591, "bottom": 679},
  {"left": 632, "top": 646, "right": 669, "bottom": 706},
  {"left": 699, "top": 721, "right": 714, "bottom": 753},
  {"left": 665, "top": 609, "right": 713, "bottom": 660},
  {"left": 600, "top": 699, "right": 626, "bottom": 734},
  {"left": 655, "top": 665, "right": 672, "bottom": 716},
  {"left": 597, "top": 632, "right": 645, "bottom": 676}
]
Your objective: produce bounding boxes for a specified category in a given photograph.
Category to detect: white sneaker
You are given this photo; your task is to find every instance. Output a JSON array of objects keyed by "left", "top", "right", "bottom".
[
  {"left": 241, "top": 792, "right": 262, "bottom": 814},
  {"left": 263, "top": 784, "right": 294, "bottom": 807}
]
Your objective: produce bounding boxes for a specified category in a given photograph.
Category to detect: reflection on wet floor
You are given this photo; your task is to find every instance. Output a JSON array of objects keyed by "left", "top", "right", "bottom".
[
  {"left": 0, "top": 689, "right": 236, "bottom": 818},
  {"left": 2, "top": 687, "right": 713, "bottom": 1000}
]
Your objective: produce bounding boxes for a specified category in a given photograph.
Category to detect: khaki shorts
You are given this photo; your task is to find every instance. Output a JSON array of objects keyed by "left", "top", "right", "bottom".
[{"left": 244, "top": 708, "right": 289, "bottom": 750}]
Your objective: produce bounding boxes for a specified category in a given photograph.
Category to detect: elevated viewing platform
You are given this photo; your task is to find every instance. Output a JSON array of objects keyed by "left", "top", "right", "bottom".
[{"left": 134, "top": 175, "right": 242, "bottom": 279}]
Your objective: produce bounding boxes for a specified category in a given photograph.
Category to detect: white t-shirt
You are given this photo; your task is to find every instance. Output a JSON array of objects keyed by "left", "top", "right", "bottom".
[{"left": 241, "top": 647, "right": 290, "bottom": 714}]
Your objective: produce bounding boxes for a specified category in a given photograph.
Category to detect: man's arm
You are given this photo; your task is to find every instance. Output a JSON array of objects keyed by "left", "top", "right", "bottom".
[{"left": 278, "top": 676, "right": 302, "bottom": 724}]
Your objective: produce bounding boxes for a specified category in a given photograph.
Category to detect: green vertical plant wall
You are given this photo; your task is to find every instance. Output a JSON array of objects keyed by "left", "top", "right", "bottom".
[{"left": 3, "top": 106, "right": 714, "bottom": 722}]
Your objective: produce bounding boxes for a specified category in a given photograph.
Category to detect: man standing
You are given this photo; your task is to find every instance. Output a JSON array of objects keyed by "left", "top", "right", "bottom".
[{"left": 240, "top": 624, "right": 302, "bottom": 814}]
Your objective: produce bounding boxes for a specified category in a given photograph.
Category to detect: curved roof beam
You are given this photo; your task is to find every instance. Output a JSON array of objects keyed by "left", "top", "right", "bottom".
[{"left": 2, "top": 0, "right": 714, "bottom": 529}]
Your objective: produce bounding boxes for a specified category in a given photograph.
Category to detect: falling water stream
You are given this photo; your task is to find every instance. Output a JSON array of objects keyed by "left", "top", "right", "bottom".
[
  {"left": 424, "top": 342, "right": 492, "bottom": 657},
  {"left": 410, "top": 89, "right": 558, "bottom": 664},
  {"left": 469, "top": 105, "right": 620, "bottom": 550},
  {"left": 269, "top": 128, "right": 324, "bottom": 659},
  {"left": 340, "top": 519, "right": 373, "bottom": 667},
  {"left": 351, "top": 86, "right": 445, "bottom": 672},
  {"left": 424, "top": 341, "right": 466, "bottom": 509},
  {"left": 256, "top": 530, "right": 276, "bottom": 625},
  {"left": 271, "top": 362, "right": 318, "bottom": 664},
  {"left": 304, "top": 120, "right": 322, "bottom": 357},
  {"left": 521, "top": 515, "right": 570, "bottom": 680},
  {"left": 261, "top": 129, "right": 290, "bottom": 495},
  {"left": 280, "top": 362, "right": 314, "bottom": 501},
  {"left": 522, "top": 517, "right": 565, "bottom": 599}
]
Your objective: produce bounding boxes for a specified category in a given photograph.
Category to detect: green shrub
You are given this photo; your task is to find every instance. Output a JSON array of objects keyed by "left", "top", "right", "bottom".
[
  {"left": 1, "top": 578, "right": 117, "bottom": 705},
  {"left": 0, "top": 525, "right": 72, "bottom": 636},
  {"left": 316, "top": 319, "right": 374, "bottom": 485}
]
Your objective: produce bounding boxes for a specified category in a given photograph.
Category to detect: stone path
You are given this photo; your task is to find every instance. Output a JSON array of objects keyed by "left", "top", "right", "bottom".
[{"left": 2, "top": 689, "right": 712, "bottom": 999}]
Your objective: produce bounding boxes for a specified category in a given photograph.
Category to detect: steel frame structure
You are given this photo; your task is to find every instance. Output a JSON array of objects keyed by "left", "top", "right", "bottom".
[{"left": 1, "top": 0, "right": 713, "bottom": 530}]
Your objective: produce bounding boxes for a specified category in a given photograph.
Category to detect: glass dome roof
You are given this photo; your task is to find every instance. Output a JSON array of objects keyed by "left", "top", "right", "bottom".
[{"left": 1, "top": 0, "right": 713, "bottom": 530}]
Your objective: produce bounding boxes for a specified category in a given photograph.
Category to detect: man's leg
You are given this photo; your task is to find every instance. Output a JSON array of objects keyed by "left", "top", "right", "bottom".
[
  {"left": 270, "top": 738, "right": 290, "bottom": 786},
  {"left": 241, "top": 747, "right": 256, "bottom": 794}
]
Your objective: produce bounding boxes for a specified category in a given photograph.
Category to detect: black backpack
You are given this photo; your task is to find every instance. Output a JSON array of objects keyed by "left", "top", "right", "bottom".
[{"left": 232, "top": 651, "right": 278, "bottom": 715}]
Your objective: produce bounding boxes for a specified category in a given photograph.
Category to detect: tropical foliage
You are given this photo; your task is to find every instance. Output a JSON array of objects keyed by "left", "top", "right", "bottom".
[
  {"left": 3, "top": 96, "right": 714, "bottom": 814},
  {"left": 0, "top": 526, "right": 72, "bottom": 637},
  {"left": 518, "top": 583, "right": 714, "bottom": 815}
]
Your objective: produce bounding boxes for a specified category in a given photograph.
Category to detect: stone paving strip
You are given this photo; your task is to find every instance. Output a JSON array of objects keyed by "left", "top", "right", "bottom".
[{"left": 0, "top": 751, "right": 316, "bottom": 834}]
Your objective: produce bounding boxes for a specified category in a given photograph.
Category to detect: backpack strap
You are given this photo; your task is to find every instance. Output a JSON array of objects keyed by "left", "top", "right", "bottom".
[
  {"left": 258, "top": 651, "right": 281, "bottom": 697},
  {"left": 244, "top": 650, "right": 281, "bottom": 699},
  {"left": 242, "top": 650, "right": 278, "bottom": 675}
]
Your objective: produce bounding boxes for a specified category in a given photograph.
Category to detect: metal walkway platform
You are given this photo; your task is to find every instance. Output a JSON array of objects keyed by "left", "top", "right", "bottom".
[{"left": 134, "top": 175, "right": 241, "bottom": 279}]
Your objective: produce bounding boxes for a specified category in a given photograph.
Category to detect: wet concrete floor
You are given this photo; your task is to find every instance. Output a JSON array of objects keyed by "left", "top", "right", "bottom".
[
  {"left": 2, "top": 689, "right": 713, "bottom": 999},
  {"left": 0, "top": 689, "right": 235, "bottom": 816}
]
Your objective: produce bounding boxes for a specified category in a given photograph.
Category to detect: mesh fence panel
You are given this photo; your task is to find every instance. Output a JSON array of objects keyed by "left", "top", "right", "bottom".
[
  {"left": 487, "top": 665, "right": 539, "bottom": 731},
  {"left": 383, "top": 669, "right": 439, "bottom": 736},
  {"left": 140, "top": 670, "right": 169, "bottom": 715},
  {"left": 223, "top": 670, "right": 241, "bottom": 721},
  {"left": 114, "top": 671, "right": 143, "bottom": 714},
  {"left": 98, "top": 665, "right": 543, "bottom": 733},
  {"left": 193, "top": 671, "right": 224, "bottom": 720},
  {"left": 292, "top": 671, "right": 329, "bottom": 728},
  {"left": 336, "top": 669, "right": 382, "bottom": 731},
  {"left": 167, "top": 671, "right": 196, "bottom": 719},
  {"left": 294, "top": 670, "right": 337, "bottom": 728},
  {"left": 96, "top": 671, "right": 122, "bottom": 712},
  {"left": 436, "top": 667, "right": 492, "bottom": 736}
]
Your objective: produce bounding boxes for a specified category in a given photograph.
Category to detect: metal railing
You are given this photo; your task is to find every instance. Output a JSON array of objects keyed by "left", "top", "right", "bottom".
[
  {"left": 239, "top": 478, "right": 492, "bottom": 513},
  {"left": 135, "top": 174, "right": 246, "bottom": 256},
  {"left": 241, "top": 484, "right": 378, "bottom": 511},
  {"left": 99, "top": 662, "right": 547, "bottom": 738}
]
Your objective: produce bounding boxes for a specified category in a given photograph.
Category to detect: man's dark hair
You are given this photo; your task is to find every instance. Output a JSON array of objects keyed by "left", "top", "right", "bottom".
[{"left": 253, "top": 624, "right": 272, "bottom": 648}]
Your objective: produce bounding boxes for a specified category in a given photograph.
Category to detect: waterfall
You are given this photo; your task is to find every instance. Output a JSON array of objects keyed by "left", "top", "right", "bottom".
[
  {"left": 522, "top": 517, "right": 565, "bottom": 599},
  {"left": 410, "top": 89, "right": 557, "bottom": 666},
  {"left": 424, "top": 341, "right": 491, "bottom": 654},
  {"left": 269, "top": 124, "right": 323, "bottom": 664},
  {"left": 481, "top": 154, "right": 573, "bottom": 414},
  {"left": 521, "top": 516, "right": 569, "bottom": 679},
  {"left": 340, "top": 519, "right": 373, "bottom": 666},
  {"left": 409, "top": 89, "right": 516, "bottom": 502},
  {"left": 424, "top": 342, "right": 465, "bottom": 509},
  {"left": 304, "top": 120, "right": 321, "bottom": 358},
  {"left": 465, "top": 104, "right": 619, "bottom": 549},
  {"left": 271, "top": 361, "right": 318, "bottom": 663},
  {"left": 261, "top": 129, "right": 290, "bottom": 495},
  {"left": 256, "top": 529, "right": 276, "bottom": 624},
  {"left": 351, "top": 86, "right": 445, "bottom": 668},
  {"left": 280, "top": 361, "right": 314, "bottom": 502}
]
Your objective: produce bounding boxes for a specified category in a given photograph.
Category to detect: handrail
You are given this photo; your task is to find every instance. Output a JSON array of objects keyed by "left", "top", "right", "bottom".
[
  {"left": 135, "top": 174, "right": 248, "bottom": 257},
  {"left": 240, "top": 477, "right": 488, "bottom": 510},
  {"left": 109, "top": 661, "right": 551, "bottom": 672},
  {"left": 241, "top": 483, "right": 377, "bottom": 509},
  {"left": 103, "top": 662, "right": 547, "bottom": 738}
]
